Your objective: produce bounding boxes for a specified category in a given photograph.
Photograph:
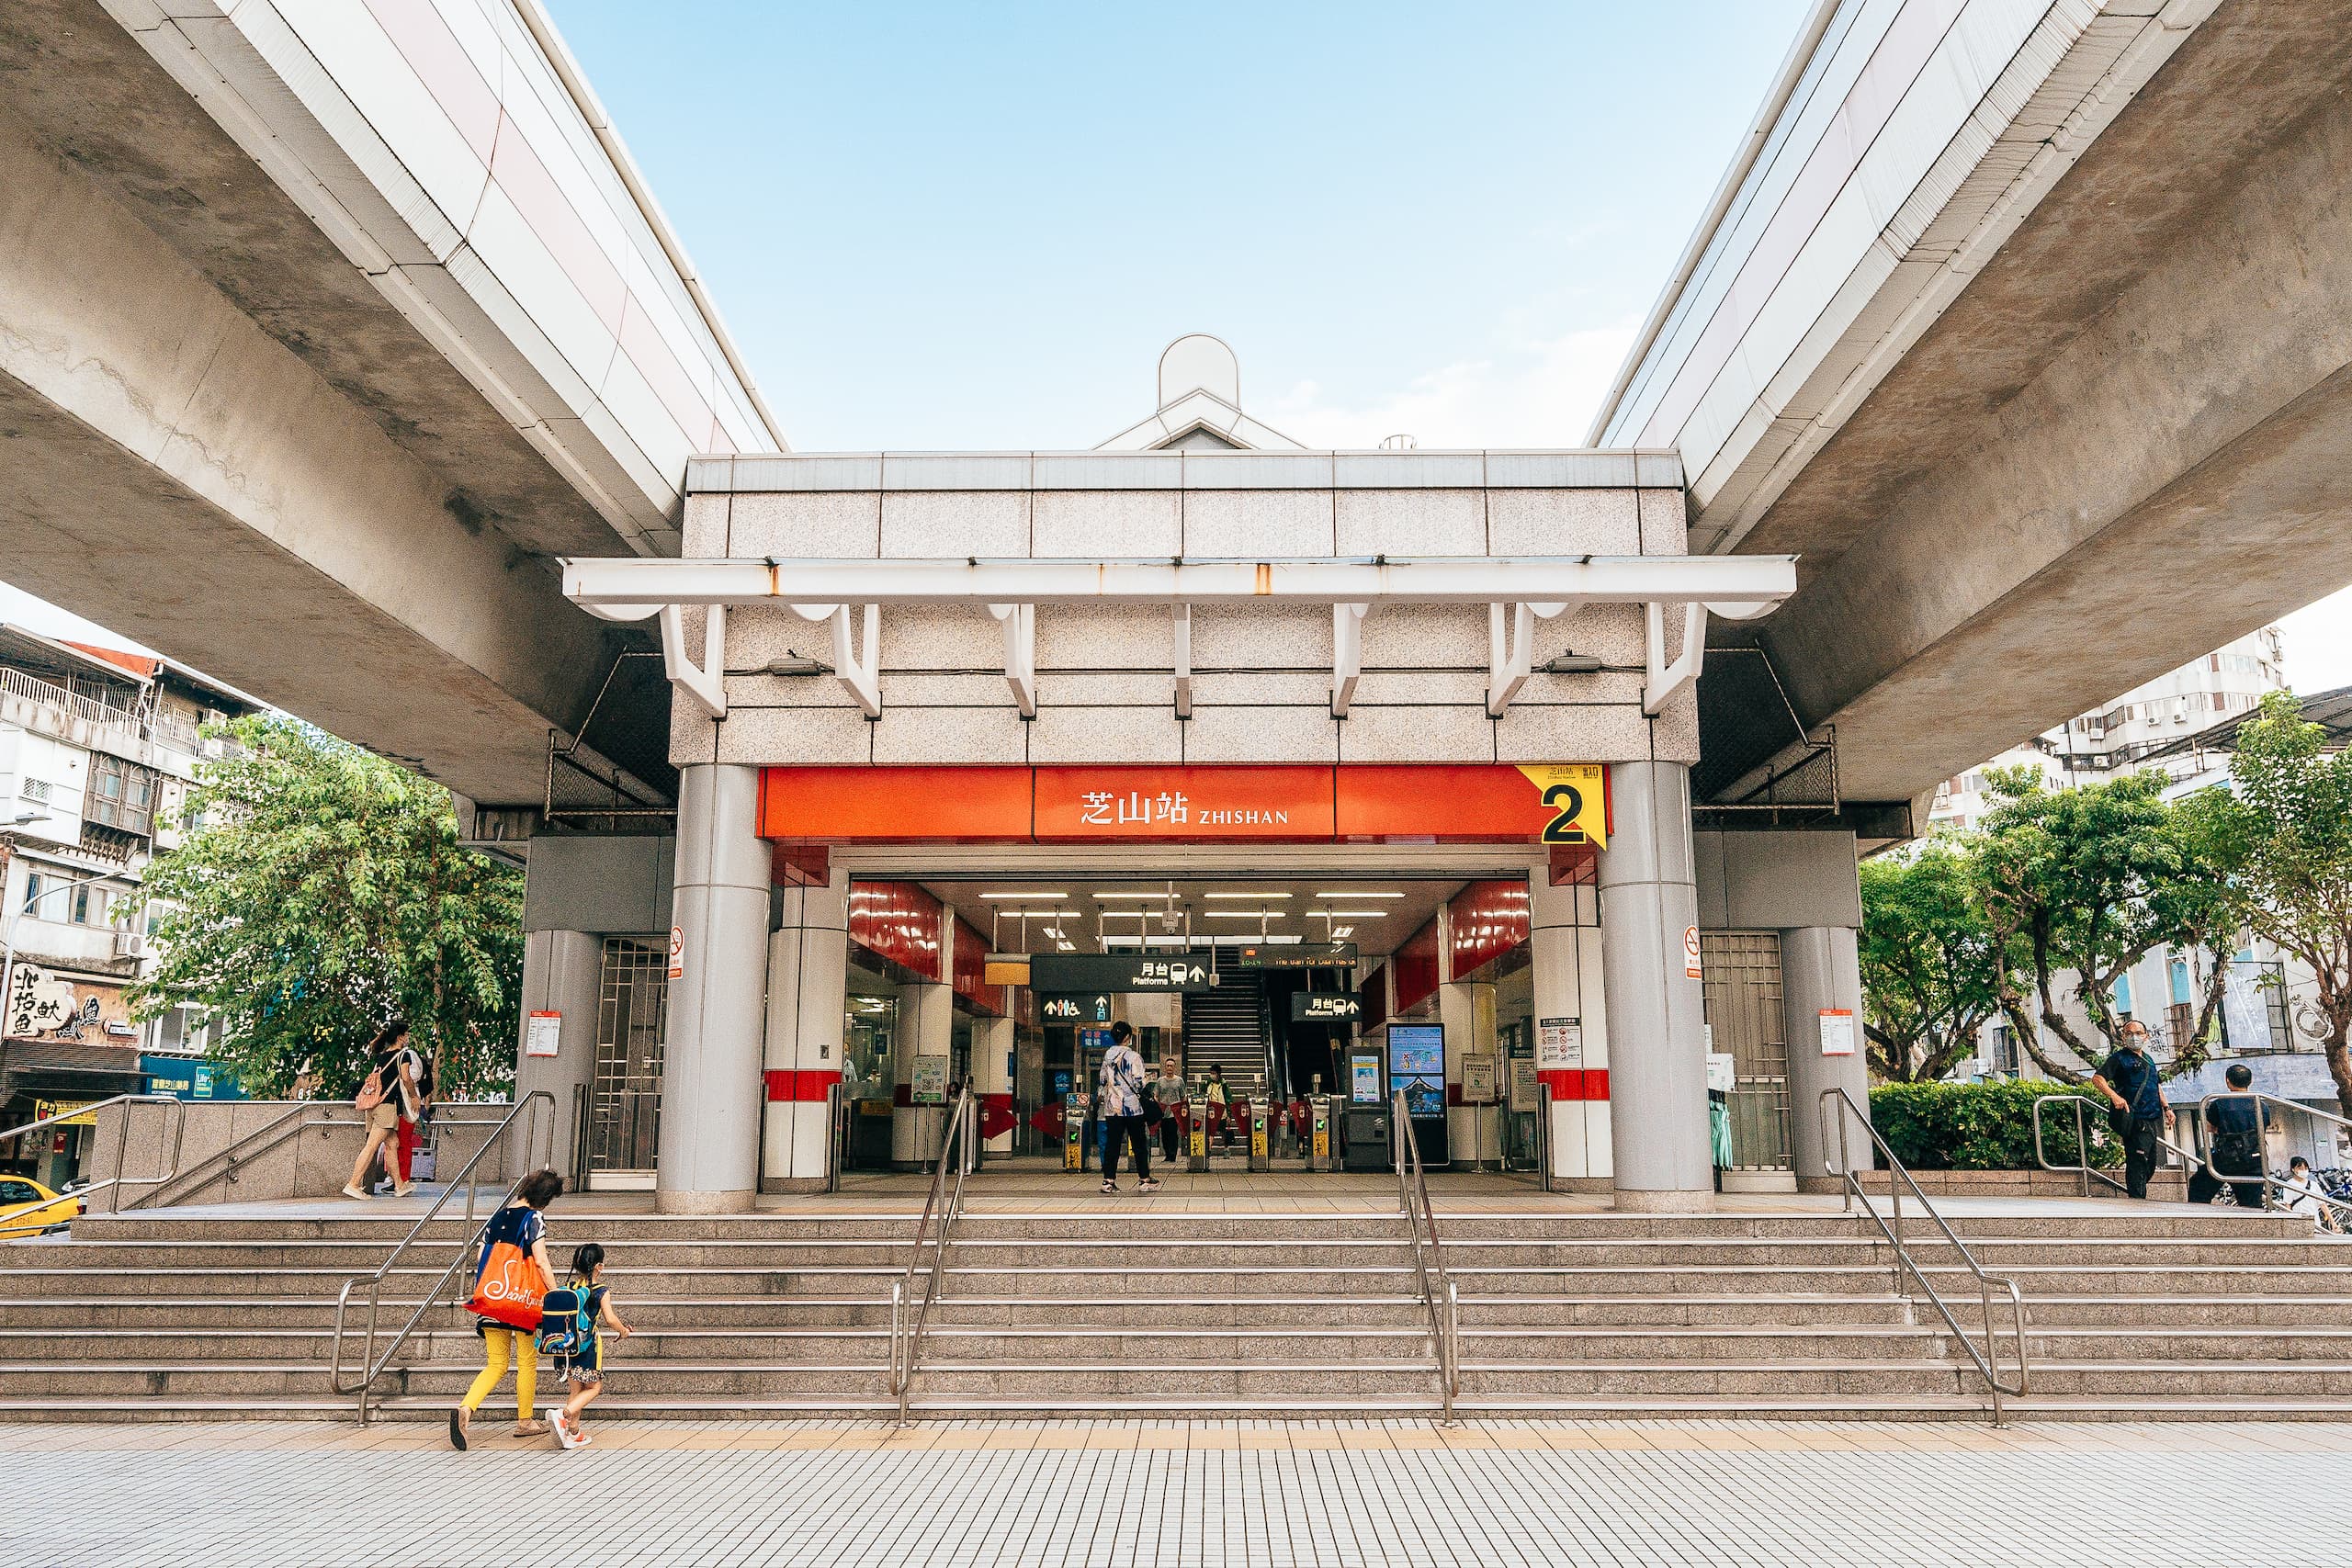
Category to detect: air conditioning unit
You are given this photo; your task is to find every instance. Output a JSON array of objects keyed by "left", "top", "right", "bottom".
[{"left": 113, "top": 930, "right": 147, "bottom": 960}]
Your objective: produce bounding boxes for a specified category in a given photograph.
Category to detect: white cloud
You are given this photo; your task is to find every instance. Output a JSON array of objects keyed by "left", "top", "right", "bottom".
[{"left": 1262, "top": 324, "right": 1638, "bottom": 451}]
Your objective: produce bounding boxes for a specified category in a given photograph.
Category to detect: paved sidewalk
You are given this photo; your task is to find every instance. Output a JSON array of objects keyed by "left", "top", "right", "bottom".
[{"left": 6, "top": 1418, "right": 2346, "bottom": 1567}]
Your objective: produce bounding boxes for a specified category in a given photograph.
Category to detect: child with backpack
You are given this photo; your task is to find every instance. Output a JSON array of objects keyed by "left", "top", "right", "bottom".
[{"left": 538, "top": 1241, "right": 630, "bottom": 1449}]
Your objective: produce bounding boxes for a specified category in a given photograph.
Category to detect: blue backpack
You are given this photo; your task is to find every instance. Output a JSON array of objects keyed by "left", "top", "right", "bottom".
[{"left": 535, "top": 1281, "right": 595, "bottom": 1358}]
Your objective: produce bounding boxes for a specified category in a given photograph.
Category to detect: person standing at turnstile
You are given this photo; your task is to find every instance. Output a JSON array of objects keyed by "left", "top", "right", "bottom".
[
  {"left": 1153, "top": 1056, "right": 1185, "bottom": 1164},
  {"left": 1205, "top": 1066, "right": 1232, "bottom": 1150}
]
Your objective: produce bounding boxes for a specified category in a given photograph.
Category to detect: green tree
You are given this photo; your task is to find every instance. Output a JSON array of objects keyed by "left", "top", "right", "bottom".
[
  {"left": 1858, "top": 841, "right": 2006, "bottom": 1082},
  {"left": 1973, "top": 767, "right": 2237, "bottom": 1083},
  {"left": 2206, "top": 692, "right": 2352, "bottom": 1113},
  {"left": 129, "top": 715, "right": 523, "bottom": 1099}
]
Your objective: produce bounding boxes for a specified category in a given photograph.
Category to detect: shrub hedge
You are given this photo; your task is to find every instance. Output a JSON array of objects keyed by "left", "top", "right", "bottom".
[{"left": 1868, "top": 1078, "right": 2126, "bottom": 1171}]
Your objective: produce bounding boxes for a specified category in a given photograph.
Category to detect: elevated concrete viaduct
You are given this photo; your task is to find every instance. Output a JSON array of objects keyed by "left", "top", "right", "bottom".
[
  {"left": 0, "top": 0, "right": 779, "bottom": 810},
  {"left": 1599, "top": 0, "right": 2352, "bottom": 828}
]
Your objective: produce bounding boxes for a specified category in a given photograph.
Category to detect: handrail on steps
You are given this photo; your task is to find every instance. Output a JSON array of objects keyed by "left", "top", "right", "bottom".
[
  {"left": 1391, "top": 1088, "right": 1459, "bottom": 1425},
  {"left": 1818, "top": 1088, "right": 2029, "bottom": 1427},
  {"left": 2030, "top": 1093, "right": 2202, "bottom": 1199},
  {"left": 891, "top": 1082, "right": 978, "bottom": 1426},
  {"left": 0, "top": 1093, "right": 186, "bottom": 1219},
  {"left": 2191, "top": 1091, "right": 2352, "bottom": 1227},
  {"left": 326, "top": 1091, "right": 556, "bottom": 1423}
]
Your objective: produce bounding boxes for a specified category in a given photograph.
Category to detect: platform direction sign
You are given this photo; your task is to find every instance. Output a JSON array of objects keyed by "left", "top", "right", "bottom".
[{"left": 1028, "top": 953, "right": 1211, "bottom": 993}]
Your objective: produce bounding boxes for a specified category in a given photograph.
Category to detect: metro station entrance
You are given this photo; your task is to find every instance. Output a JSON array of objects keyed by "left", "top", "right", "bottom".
[{"left": 801, "top": 831, "right": 1606, "bottom": 1194}]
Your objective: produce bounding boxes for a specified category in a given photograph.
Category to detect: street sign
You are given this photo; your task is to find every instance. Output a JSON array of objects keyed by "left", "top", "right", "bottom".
[
  {"left": 1028, "top": 953, "right": 1209, "bottom": 992},
  {"left": 1231, "top": 942, "right": 1358, "bottom": 969},
  {"left": 1292, "top": 992, "right": 1363, "bottom": 1022}
]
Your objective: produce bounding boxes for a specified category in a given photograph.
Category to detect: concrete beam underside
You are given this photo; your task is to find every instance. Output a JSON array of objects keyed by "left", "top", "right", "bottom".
[
  {"left": 1730, "top": 9, "right": 2352, "bottom": 802},
  {"left": 0, "top": 0, "right": 628, "bottom": 564},
  {"left": 0, "top": 109, "right": 624, "bottom": 805}
]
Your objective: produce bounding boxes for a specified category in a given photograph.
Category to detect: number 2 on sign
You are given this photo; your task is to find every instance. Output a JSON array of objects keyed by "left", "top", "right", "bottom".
[{"left": 1541, "top": 784, "right": 1585, "bottom": 843}]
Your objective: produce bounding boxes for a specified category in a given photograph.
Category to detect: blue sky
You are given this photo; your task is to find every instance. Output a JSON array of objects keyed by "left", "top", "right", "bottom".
[
  {"left": 546, "top": 0, "right": 1814, "bottom": 451},
  {"left": 6, "top": 0, "right": 2348, "bottom": 692}
]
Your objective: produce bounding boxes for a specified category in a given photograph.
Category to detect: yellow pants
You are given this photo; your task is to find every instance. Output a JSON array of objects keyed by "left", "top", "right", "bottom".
[{"left": 460, "top": 1325, "right": 537, "bottom": 1419}]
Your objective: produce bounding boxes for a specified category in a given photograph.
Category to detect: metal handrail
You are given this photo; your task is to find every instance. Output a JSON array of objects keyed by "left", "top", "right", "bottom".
[
  {"left": 2031, "top": 1093, "right": 2201, "bottom": 1198},
  {"left": 326, "top": 1091, "right": 555, "bottom": 1422},
  {"left": 0, "top": 1093, "right": 185, "bottom": 1217},
  {"left": 890, "top": 1082, "right": 978, "bottom": 1425},
  {"left": 1818, "top": 1087, "right": 2029, "bottom": 1427},
  {"left": 1390, "top": 1089, "right": 1458, "bottom": 1425},
  {"left": 2198, "top": 1092, "right": 2352, "bottom": 1226},
  {"left": 121, "top": 1100, "right": 317, "bottom": 1210}
]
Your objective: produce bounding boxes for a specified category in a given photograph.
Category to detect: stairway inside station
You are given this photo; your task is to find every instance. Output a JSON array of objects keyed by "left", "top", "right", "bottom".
[
  {"left": 3, "top": 1194, "right": 2350, "bottom": 1423},
  {"left": 1180, "top": 972, "right": 1272, "bottom": 1092}
]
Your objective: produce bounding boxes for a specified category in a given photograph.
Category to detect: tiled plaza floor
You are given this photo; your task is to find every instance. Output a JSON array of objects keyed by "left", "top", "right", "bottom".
[{"left": 6, "top": 1417, "right": 2346, "bottom": 1566}]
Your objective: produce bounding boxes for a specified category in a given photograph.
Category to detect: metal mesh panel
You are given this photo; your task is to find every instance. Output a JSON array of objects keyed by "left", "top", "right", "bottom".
[
  {"left": 1702, "top": 932, "right": 1790, "bottom": 1171},
  {"left": 590, "top": 937, "right": 668, "bottom": 1173}
]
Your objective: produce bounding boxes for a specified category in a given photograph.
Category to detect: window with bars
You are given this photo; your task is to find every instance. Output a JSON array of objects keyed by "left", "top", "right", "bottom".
[
  {"left": 1700, "top": 931, "right": 1791, "bottom": 1171},
  {"left": 590, "top": 937, "right": 669, "bottom": 1173}
]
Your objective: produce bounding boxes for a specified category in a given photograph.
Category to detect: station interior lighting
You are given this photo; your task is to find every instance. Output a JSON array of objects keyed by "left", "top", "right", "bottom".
[
  {"left": 1204, "top": 891, "right": 1291, "bottom": 899},
  {"left": 980, "top": 891, "right": 1069, "bottom": 900}
]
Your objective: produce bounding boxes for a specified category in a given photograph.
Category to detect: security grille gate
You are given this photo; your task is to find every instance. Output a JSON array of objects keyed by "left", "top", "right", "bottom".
[
  {"left": 589, "top": 936, "right": 668, "bottom": 1179},
  {"left": 1700, "top": 932, "right": 1791, "bottom": 1172}
]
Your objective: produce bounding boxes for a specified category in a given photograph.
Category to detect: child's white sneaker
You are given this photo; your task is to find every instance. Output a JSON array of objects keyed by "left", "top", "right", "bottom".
[{"left": 549, "top": 1408, "right": 580, "bottom": 1449}]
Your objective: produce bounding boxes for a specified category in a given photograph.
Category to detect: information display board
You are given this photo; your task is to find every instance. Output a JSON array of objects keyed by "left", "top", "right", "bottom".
[{"left": 1386, "top": 1024, "right": 1446, "bottom": 1122}]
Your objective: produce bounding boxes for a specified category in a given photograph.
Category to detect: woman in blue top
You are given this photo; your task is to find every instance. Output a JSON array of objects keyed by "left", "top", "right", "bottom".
[{"left": 450, "top": 1168, "right": 563, "bottom": 1450}]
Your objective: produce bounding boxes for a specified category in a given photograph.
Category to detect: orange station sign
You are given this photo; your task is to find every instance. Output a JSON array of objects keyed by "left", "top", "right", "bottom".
[{"left": 758, "top": 763, "right": 1608, "bottom": 847}]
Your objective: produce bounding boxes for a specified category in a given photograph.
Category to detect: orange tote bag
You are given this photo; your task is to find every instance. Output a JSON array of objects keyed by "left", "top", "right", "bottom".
[{"left": 465, "top": 1228, "right": 549, "bottom": 1330}]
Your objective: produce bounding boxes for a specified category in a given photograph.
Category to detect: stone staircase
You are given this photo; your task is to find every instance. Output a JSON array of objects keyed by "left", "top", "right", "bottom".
[{"left": 0, "top": 1203, "right": 2343, "bottom": 1421}]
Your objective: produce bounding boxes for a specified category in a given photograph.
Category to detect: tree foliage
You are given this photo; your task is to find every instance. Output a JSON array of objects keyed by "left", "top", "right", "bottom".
[
  {"left": 2204, "top": 692, "right": 2352, "bottom": 1115},
  {"left": 128, "top": 716, "right": 523, "bottom": 1099},
  {"left": 1857, "top": 844, "right": 2005, "bottom": 1082},
  {"left": 1972, "top": 767, "right": 2238, "bottom": 1083}
]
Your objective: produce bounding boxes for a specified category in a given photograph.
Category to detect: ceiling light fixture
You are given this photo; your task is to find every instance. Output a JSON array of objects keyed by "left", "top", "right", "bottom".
[
  {"left": 1316, "top": 909, "right": 1390, "bottom": 918},
  {"left": 1205, "top": 911, "right": 1286, "bottom": 919},
  {"left": 1204, "top": 892, "right": 1291, "bottom": 900},
  {"left": 1314, "top": 891, "right": 1405, "bottom": 899},
  {"left": 979, "top": 891, "right": 1069, "bottom": 900}
]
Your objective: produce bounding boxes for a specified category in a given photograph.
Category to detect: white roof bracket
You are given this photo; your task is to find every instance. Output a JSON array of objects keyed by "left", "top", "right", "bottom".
[
  {"left": 1487, "top": 603, "right": 1533, "bottom": 717},
  {"left": 1171, "top": 604, "right": 1193, "bottom": 719},
  {"left": 1643, "top": 601, "right": 1709, "bottom": 716},
  {"left": 659, "top": 603, "right": 728, "bottom": 720},
  {"left": 1331, "top": 602, "right": 1369, "bottom": 717},
  {"left": 989, "top": 603, "right": 1037, "bottom": 716},
  {"left": 830, "top": 604, "right": 882, "bottom": 718}
]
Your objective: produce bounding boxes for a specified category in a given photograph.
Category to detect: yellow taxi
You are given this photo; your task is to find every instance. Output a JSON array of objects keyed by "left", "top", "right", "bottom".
[{"left": 0, "top": 1177, "right": 79, "bottom": 1240}]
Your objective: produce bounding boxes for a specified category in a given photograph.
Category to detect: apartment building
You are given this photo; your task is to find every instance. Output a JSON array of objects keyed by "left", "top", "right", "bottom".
[
  {"left": 0, "top": 627, "right": 254, "bottom": 1186},
  {"left": 1930, "top": 626, "right": 2288, "bottom": 831}
]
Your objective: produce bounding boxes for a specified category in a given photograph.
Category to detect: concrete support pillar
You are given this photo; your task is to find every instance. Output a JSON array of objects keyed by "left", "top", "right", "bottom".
[
  {"left": 513, "top": 928, "right": 602, "bottom": 1183},
  {"left": 1781, "top": 924, "right": 1874, "bottom": 1192},
  {"left": 976, "top": 1012, "right": 1016, "bottom": 1156},
  {"left": 1598, "top": 761, "right": 1713, "bottom": 1211},
  {"left": 1441, "top": 980, "right": 1498, "bottom": 1168},
  {"left": 760, "top": 874, "right": 848, "bottom": 1193},
  {"left": 892, "top": 982, "right": 954, "bottom": 1168},
  {"left": 656, "top": 763, "right": 769, "bottom": 1214},
  {"left": 1529, "top": 876, "right": 1609, "bottom": 1187}
]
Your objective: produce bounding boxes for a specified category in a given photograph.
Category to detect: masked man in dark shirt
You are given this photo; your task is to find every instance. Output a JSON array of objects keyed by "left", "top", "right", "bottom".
[{"left": 2090, "top": 1020, "right": 2174, "bottom": 1200}]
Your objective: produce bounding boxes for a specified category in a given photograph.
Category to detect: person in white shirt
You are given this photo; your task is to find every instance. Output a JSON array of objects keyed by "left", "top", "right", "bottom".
[
  {"left": 2278, "top": 1156, "right": 2340, "bottom": 1234},
  {"left": 1096, "top": 1021, "right": 1159, "bottom": 1195}
]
